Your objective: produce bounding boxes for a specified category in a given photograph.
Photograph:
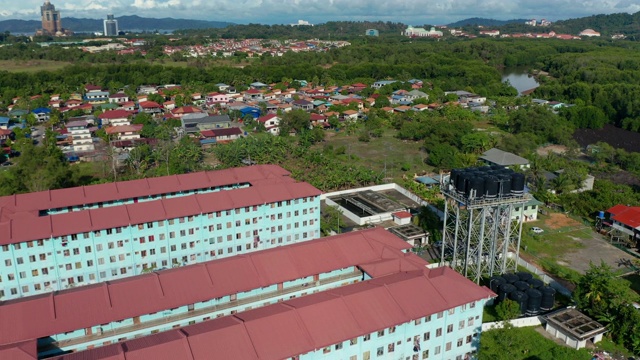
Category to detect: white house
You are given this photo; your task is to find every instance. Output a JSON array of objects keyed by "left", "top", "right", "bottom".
[
  {"left": 257, "top": 114, "right": 280, "bottom": 135},
  {"left": 66, "top": 120, "right": 95, "bottom": 152}
]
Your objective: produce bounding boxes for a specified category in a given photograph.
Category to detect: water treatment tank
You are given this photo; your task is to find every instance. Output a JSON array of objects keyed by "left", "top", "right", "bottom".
[
  {"left": 499, "top": 174, "right": 512, "bottom": 195},
  {"left": 489, "top": 276, "right": 505, "bottom": 293},
  {"left": 527, "top": 278, "right": 544, "bottom": 289},
  {"left": 467, "top": 177, "right": 486, "bottom": 199},
  {"left": 540, "top": 286, "right": 556, "bottom": 310},
  {"left": 509, "top": 291, "right": 529, "bottom": 315},
  {"left": 498, "top": 283, "right": 516, "bottom": 303},
  {"left": 517, "top": 271, "right": 533, "bottom": 282},
  {"left": 514, "top": 281, "right": 530, "bottom": 292},
  {"left": 526, "top": 288, "right": 542, "bottom": 315},
  {"left": 456, "top": 172, "right": 468, "bottom": 193},
  {"left": 484, "top": 176, "right": 499, "bottom": 198},
  {"left": 511, "top": 173, "right": 526, "bottom": 194},
  {"left": 449, "top": 169, "right": 461, "bottom": 187},
  {"left": 502, "top": 273, "right": 519, "bottom": 284}
]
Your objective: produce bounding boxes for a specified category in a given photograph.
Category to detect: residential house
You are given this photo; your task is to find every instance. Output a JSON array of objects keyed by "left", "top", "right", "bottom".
[
  {"left": 0, "top": 128, "right": 14, "bottom": 144},
  {"left": 65, "top": 99, "right": 82, "bottom": 108},
  {"left": 66, "top": 120, "right": 95, "bottom": 152},
  {"left": 243, "top": 89, "right": 263, "bottom": 101},
  {"left": 139, "top": 101, "right": 163, "bottom": 114},
  {"left": 512, "top": 197, "right": 543, "bottom": 222},
  {"left": 407, "top": 89, "right": 429, "bottom": 101},
  {"left": 372, "top": 80, "right": 397, "bottom": 89},
  {"left": 0, "top": 117, "right": 10, "bottom": 130},
  {"left": 342, "top": 110, "right": 359, "bottom": 121},
  {"left": 120, "top": 101, "right": 136, "bottom": 111},
  {"left": 249, "top": 82, "right": 269, "bottom": 90},
  {"left": 480, "top": 148, "right": 530, "bottom": 169},
  {"left": 205, "top": 92, "right": 229, "bottom": 107},
  {"left": 606, "top": 204, "right": 640, "bottom": 241},
  {"left": 163, "top": 100, "right": 176, "bottom": 111},
  {"left": 32, "top": 107, "right": 51, "bottom": 122},
  {"left": 182, "top": 114, "right": 233, "bottom": 134},
  {"left": 108, "top": 93, "right": 129, "bottom": 104},
  {"left": 171, "top": 106, "right": 204, "bottom": 119},
  {"left": 84, "top": 91, "right": 110, "bottom": 104},
  {"left": 137, "top": 85, "right": 158, "bottom": 95},
  {"left": 98, "top": 109, "right": 131, "bottom": 127},
  {"left": 412, "top": 104, "right": 429, "bottom": 112},
  {"left": 278, "top": 103, "right": 293, "bottom": 112},
  {"left": 105, "top": 124, "right": 143, "bottom": 141},
  {"left": 257, "top": 114, "right": 280, "bottom": 135},
  {"left": 393, "top": 105, "right": 413, "bottom": 113},
  {"left": 200, "top": 127, "right": 243, "bottom": 143},
  {"left": 215, "top": 83, "right": 230, "bottom": 91},
  {"left": 292, "top": 99, "right": 314, "bottom": 111},
  {"left": 310, "top": 113, "right": 329, "bottom": 127}
]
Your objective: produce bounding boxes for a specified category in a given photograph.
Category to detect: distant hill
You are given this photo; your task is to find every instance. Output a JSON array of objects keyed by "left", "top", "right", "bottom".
[
  {"left": 0, "top": 15, "right": 233, "bottom": 33},
  {"left": 552, "top": 11, "right": 640, "bottom": 36},
  {"left": 447, "top": 17, "right": 529, "bottom": 27}
]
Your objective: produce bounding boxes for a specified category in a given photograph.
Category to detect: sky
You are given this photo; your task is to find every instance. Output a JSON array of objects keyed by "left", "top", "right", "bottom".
[{"left": 1, "top": 0, "right": 639, "bottom": 25}]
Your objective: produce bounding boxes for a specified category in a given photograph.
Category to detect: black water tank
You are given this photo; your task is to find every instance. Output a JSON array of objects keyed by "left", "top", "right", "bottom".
[
  {"left": 477, "top": 166, "right": 491, "bottom": 173},
  {"left": 498, "top": 283, "right": 516, "bottom": 302},
  {"left": 490, "top": 164, "right": 503, "bottom": 170},
  {"left": 484, "top": 176, "right": 499, "bottom": 198},
  {"left": 456, "top": 173, "right": 469, "bottom": 193},
  {"left": 499, "top": 175, "right": 512, "bottom": 195},
  {"left": 509, "top": 291, "right": 529, "bottom": 315},
  {"left": 540, "top": 286, "right": 556, "bottom": 310},
  {"left": 526, "top": 288, "right": 542, "bottom": 315},
  {"left": 489, "top": 276, "right": 505, "bottom": 293},
  {"left": 528, "top": 278, "right": 544, "bottom": 289},
  {"left": 502, "top": 273, "right": 519, "bottom": 284},
  {"left": 450, "top": 169, "right": 461, "bottom": 187},
  {"left": 467, "top": 177, "right": 486, "bottom": 199},
  {"left": 514, "top": 281, "right": 530, "bottom": 292},
  {"left": 511, "top": 173, "right": 526, "bottom": 194},
  {"left": 517, "top": 271, "right": 533, "bottom": 282}
]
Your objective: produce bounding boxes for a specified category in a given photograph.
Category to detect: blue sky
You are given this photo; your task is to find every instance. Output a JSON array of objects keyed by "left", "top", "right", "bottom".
[{"left": 1, "top": 0, "right": 639, "bottom": 25}]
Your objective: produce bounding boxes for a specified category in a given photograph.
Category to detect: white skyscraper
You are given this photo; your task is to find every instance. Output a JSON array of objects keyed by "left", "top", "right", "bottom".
[{"left": 103, "top": 14, "right": 118, "bottom": 36}]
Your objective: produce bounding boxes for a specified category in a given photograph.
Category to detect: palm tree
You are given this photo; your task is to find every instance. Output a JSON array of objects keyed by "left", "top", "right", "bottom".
[{"left": 551, "top": 173, "right": 570, "bottom": 194}]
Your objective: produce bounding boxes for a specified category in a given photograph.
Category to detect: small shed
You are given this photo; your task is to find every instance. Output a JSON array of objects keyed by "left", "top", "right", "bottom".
[
  {"left": 544, "top": 308, "right": 606, "bottom": 350},
  {"left": 414, "top": 175, "right": 440, "bottom": 187},
  {"left": 392, "top": 211, "right": 412, "bottom": 226},
  {"left": 388, "top": 223, "right": 429, "bottom": 247}
]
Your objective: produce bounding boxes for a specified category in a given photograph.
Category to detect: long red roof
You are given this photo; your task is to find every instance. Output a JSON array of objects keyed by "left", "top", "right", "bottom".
[
  {"left": 607, "top": 204, "right": 640, "bottom": 229},
  {"left": 44, "top": 268, "right": 494, "bottom": 360},
  {"left": 0, "top": 228, "right": 420, "bottom": 346}
]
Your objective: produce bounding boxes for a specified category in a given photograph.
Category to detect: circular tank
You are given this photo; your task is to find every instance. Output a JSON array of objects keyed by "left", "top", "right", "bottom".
[
  {"left": 509, "top": 291, "right": 529, "bottom": 315},
  {"left": 498, "top": 283, "right": 516, "bottom": 302},
  {"left": 502, "top": 273, "right": 519, "bottom": 284},
  {"left": 499, "top": 174, "right": 512, "bottom": 195},
  {"left": 514, "top": 281, "right": 530, "bottom": 292},
  {"left": 450, "top": 169, "right": 461, "bottom": 187},
  {"left": 526, "top": 288, "right": 542, "bottom": 315},
  {"left": 511, "top": 173, "right": 526, "bottom": 194},
  {"left": 467, "top": 177, "right": 486, "bottom": 199},
  {"left": 517, "top": 272, "right": 533, "bottom": 282},
  {"left": 484, "top": 176, "right": 499, "bottom": 198},
  {"left": 477, "top": 166, "right": 491, "bottom": 173},
  {"left": 540, "top": 286, "right": 556, "bottom": 310},
  {"left": 527, "top": 278, "right": 544, "bottom": 289},
  {"left": 489, "top": 276, "right": 505, "bottom": 293},
  {"left": 456, "top": 172, "right": 469, "bottom": 193},
  {"left": 490, "top": 164, "right": 503, "bottom": 170}
]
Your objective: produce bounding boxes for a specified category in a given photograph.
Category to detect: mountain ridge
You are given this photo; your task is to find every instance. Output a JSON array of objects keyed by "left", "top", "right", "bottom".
[{"left": 0, "top": 15, "right": 233, "bottom": 33}]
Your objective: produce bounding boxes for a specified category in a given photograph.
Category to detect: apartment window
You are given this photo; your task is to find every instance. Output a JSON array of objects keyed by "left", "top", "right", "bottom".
[
  {"left": 65, "top": 264, "right": 72, "bottom": 270},
  {"left": 179, "top": 218, "right": 185, "bottom": 224},
  {"left": 436, "top": 328, "right": 442, "bottom": 337},
  {"left": 180, "top": 230, "right": 186, "bottom": 237},
  {"left": 425, "top": 315, "right": 431, "bottom": 322},
  {"left": 96, "top": 244, "right": 103, "bottom": 251},
  {"left": 87, "top": 260, "right": 94, "bottom": 267},
  {"left": 437, "top": 312, "right": 444, "bottom": 319},
  {"left": 377, "top": 330, "right": 384, "bottom": 337},
  {"left": 4, "top": 259, "right": 11, "bottom": 266},
  {"left": 350, "top": 338, "right": 358, "bottom": 345},
  {"left": 447, "top": 324, "right": 453, "bottom": 333},
  {"left": 389, "top": 326, "right": 396, "bottom": 334},
  {"left": 363, "top": 334, "right": 371, "bottom": 342},
  {"left": 423, "top": 332, "right": 430, "bottom": 341},
  {"left": 16, "top": 257, "right": 24, "bottom": 265},
  {"left": 388, "top": 343, "right": 395, "bottom": 353},
  {"left": 335, "top": 343, "right": 343, "bottom": 350},
  {"left": 445, "top": 342, "right": 452, "bottom": 351},
  {"left": 31, "top": 269, "right": 39, "bottom": 276},
  {"left": 470, "top": 301, "right": 476, "bottom": 308},
  {"left": 147, "top": 222, "right": 154, "bottom": 228},
  {"left": 468, "top": 317, "right": 474, "bottom": 327},
  {"left": 457, "top": 338, "right": 463, "bottom": 347},
  {"left": 170, "top": 232, "right": 176, "bottom": 239},
  {"left": 459, "top": 320, "right": 465, "bottom": 330},
  {"left": 98, "top": 258, "right": 105, "bottom": 265},
  {"left": 85, "top": 246, "right": 92, "bottom": 253},
  {"left": 422, "top": 350, "right": 429, "bottom": 359},
  {"left": 140, "top": 237, "right": 146, "bottom": 244},
  {"left": 159, "top": 234, "right": 166, "bottom": 240},
  {"left": 323, "top": 347, "right": 330, "bottom": 354},
  {"left": 42, "top": 268, "right": 49, "bottom": 275},
  {"left": 434, "top": 346, "right": 441, "bottom": 355},
  {"left": 377, "top": 347, "right": 384, "bottom": 356},
  {"left": 73, "top": 248, "right": 80, "bottom": 255},
  {"left": 169, "top": 219, "right": 175, "bottom": 225},
  {"left": 63, "top": 250, "right": 70, "bottom": 257},
  {"left": 415, "top": 318, "right": 422, "bottom": 325},
  {"left": 448, "top": 308, "right": 455, "bottom": 315},
  {"left": 109, "top": 256, "right": 116, "bottom": 263},
  {"left": 466, "top": 335, "right": 472, "bottom": 344}
]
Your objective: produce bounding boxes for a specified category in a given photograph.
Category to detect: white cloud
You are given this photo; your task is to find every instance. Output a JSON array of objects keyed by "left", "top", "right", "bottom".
[{"left": 0, "top": 0, "right": 638, "bottom": 25}]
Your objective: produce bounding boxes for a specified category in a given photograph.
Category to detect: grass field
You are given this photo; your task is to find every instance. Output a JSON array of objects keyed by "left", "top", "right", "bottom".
[
  {"left": 316, "top": 129, "right": 432, "bottom": 182},
  {"left": 0, "top": 60, "right": 72, "bottom": 73}
]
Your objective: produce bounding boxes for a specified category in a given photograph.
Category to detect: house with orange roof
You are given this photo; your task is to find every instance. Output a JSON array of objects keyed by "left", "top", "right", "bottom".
[
  {"left": 105, "top": 124, "right": 144, "bottom": 141},
  {"left": 342, "top": 109, "right": 359, "bottom": 121}
]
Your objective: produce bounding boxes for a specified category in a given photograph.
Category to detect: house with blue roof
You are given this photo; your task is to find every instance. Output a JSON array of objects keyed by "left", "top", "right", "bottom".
[
  {"left": 32, "top": 107, "right": 51, "bottom": 122},
  {"left": 240, "top": 106, "right": 261, "bottom": 119},
  {"left": 0, "top": 117, "right": 10, "bottom": 129}
]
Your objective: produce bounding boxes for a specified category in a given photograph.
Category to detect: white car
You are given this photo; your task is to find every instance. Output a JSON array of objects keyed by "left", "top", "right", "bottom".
[{"left": 531, "top": 227, "right": 544, "bottom": 234}]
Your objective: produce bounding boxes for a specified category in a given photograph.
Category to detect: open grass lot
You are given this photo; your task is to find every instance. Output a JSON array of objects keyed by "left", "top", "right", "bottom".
[
  {"left": 0, "top": 60, "right": 72, "bottom": 73},
  {"left": 521, "top": 209, "right": 636, "bottom": 278},
  {"left": 317, "top": 129, "right": 430, "bottom": 182}
]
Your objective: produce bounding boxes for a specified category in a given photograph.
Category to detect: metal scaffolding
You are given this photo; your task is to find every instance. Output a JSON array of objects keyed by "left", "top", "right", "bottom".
[{"left": 440, "top": 176, "right": 528, "bottom": 284}]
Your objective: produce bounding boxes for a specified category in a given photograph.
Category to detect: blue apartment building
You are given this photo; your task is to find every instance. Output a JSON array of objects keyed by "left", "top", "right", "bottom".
[{"left": 0, "top": 165, "right": 321, "bottom": 300}]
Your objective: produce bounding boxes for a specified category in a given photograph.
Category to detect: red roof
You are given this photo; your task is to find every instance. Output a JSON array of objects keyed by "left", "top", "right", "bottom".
[
  {"left": 0, "top": 228, "right": 420, "bottom": 347},
  {"left": 257, "top": 114, "right": 278, "bottom": 123},
  {"left": 139, "top": 101, "right": 162, "bottom": 108},
  {"left": 46, "top": 268, "right": 493, "bottom": 360},
  {"left": 210, "top": 127, "right": 242, "bottom": 137},
  {"left": 170, "top": 106, "right": 203, "bottom": 115},
  {"left": 393, "top": 211, "right": 412, "bottom": 219},
  {"left": 104, "top": 124, "right": 143, "bottom": 134},
  {"left": 607, "top": 205, "right": 640, "bottom": 228},
  {"left": 98, "top": 110, "right": 132, "bottom": 120}
]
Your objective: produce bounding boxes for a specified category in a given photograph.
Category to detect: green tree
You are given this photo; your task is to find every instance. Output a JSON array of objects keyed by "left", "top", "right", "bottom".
[
  {"left": 495, "top": 299, "right": 521, "bottom": 321},
  {"left": 320, "top": 205, "right": 343, "bottom": 236},
  {"left": 427, "top": 144, "right": 460, "bottom": 170}
]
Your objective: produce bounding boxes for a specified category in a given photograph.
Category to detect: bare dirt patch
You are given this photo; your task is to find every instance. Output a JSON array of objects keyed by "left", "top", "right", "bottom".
[
  {"left": 537, "top": 144, "right": 568, "bottom": 156},
  {"left": 544, "top": 213, "right": 580, "bottom": 230},
  {"left": 574, "top": 124, "right": 640, "bottom": 153}
]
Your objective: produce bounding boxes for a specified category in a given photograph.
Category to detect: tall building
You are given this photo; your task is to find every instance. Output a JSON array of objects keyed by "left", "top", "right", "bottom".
[
  {"left": 103, "top": 14, "right": 118, "bottom": 36},
  {"left": 0, "top": 165, "right": 321, "bottom": 300},
  {"left": 40, "top": 0, "right": 62, "bottom": 35}
]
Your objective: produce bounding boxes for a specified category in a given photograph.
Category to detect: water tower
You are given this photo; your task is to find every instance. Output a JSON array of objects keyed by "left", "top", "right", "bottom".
[{"left": 440, "top": 166, "right": 529, "bottom": 283}]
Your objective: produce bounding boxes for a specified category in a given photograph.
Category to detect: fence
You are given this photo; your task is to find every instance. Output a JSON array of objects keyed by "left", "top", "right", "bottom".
[
  {"left": 516, "top": 257, "right": 573, "bottom": 298},
  {"left": 481, "top": 315, "right": 544, "bottom": 331}
]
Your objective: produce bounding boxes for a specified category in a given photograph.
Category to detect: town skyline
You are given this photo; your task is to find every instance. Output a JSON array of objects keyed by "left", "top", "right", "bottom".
[{"left": 1, "top": 0, "right": 639, "bottom": 26}]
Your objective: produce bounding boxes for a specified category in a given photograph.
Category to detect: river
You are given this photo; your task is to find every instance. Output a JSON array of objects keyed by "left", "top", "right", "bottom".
[{"left": 501, "top": 67, "right": 540, "bottom": 95}]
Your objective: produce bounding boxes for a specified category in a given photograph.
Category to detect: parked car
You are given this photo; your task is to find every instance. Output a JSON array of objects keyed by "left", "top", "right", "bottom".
[{"left": 531, "top": 227, "right": 544, "bottom": 234}]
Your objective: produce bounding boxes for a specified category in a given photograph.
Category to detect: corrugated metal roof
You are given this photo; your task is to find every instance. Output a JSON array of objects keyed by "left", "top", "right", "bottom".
[
  {"left": 0, "top": 228, "right": 421, "bottom": 347},
  {"left": 46, "top": 269, "right": 495, "bottom": 360}
]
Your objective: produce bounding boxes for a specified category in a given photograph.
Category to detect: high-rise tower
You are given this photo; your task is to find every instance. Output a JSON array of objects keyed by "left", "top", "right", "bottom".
[
  {"left": 40, "top": 0, "right": 62, "bottom": 35},
  {"left": 103, "top": 14, "right": 119, "bottom": 36}
]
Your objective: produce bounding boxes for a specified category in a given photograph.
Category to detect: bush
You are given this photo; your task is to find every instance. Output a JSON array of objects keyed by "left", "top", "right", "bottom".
[{"left": 495, "top": 299, "right": 521, "bottom": 320}]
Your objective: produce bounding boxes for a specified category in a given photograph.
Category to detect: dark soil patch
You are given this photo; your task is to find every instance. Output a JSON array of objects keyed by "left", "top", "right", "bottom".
[
  {"left": 593, "top": 170, "right": 640, "bottom": 187},
  {"left": 573, "top": 124, "right": 640, "bottom": 153}
]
